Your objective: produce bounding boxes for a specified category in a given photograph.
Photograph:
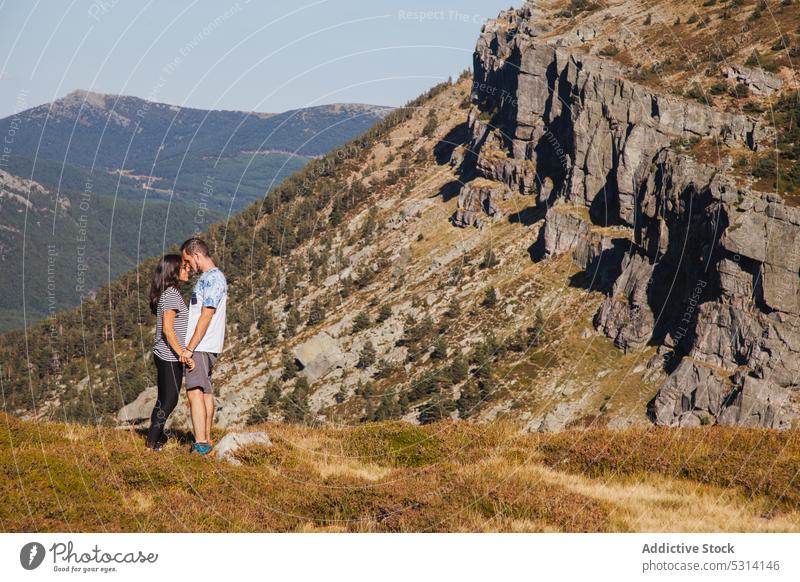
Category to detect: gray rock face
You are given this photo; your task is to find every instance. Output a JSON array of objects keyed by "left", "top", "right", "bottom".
[
  {"left": 718, "top": 376, "right": 793, "bottom": 429},
  {"left": 215, "top": 431, "right": 272, "bottom": 465},
  {"left": 597, "top": 151, "right": 800, "bottom": 428},
  {"left": 722, "top": 64, "right": 783, "bottom": 96},
  {"left": 457, "top": 6, "right": 799, "bottom": 428},
  {"left": 594, "top": 252, "right": 656, "bottom": 352},
  {"left": 463, "top": 14, "right": 765, "bottom": 224},
  {"left": 652, "top": 359, "right": 731, "bottom": 426},
  {"left": 542, "top": 207, "right": 589, "bottom": 257},
  {"left": 452, "top": 180, "right": 510, "bottom": 227}
]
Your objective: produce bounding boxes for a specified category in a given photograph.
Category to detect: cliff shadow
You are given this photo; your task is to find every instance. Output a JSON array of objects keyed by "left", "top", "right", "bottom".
[
  {"left": 437, "top": 180, "right": 462, "bottom": 203},
  {"left": 589, "top": 177, "right": 622, "bottom": 227},
  {"left": 532, "top": 60, "right": 575, "bottom": 207},
  {"left": 527, "top": 225, "right": 548, "bottom": 262},
  {"left": 508, "top": 204, "right": 547, "bottom": 227},
  {"left": 568, "top": 238, "right": 630, "bottom": 294},
  {"left": 433, "top": 121, "right": 470, "bottom": 166}
]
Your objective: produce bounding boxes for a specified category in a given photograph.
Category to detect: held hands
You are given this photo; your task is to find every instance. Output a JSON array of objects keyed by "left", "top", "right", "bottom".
[{"left": 180, "top": 348, "right": 195, "bottom": 369}]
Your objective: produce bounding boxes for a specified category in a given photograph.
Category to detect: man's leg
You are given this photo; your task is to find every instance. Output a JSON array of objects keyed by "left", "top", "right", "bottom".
[
  {"left": 204, "top": 393, "right": 215, "bottom": 444},
  {"left": 186, "top": 388, "right": 208, "bottom": 443}
]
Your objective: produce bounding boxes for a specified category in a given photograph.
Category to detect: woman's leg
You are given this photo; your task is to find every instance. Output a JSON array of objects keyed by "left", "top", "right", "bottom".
[{"left": 146, "top": 356, "right": 182, "bottom": 448}]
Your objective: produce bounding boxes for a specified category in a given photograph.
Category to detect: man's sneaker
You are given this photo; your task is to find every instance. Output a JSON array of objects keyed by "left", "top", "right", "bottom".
[{"left": 190, "top": 442, "right": 213, "bottom": 455}]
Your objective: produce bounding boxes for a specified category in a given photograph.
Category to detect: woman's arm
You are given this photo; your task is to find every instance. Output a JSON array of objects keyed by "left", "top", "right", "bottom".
[{"left": 162, "top": 309, "right": 183, "bottom": 355}]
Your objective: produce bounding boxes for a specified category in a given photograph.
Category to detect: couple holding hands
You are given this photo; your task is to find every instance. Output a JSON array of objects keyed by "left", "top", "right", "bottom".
[{"left": 146, "top": 237, "right": 228, "bottom": 455}]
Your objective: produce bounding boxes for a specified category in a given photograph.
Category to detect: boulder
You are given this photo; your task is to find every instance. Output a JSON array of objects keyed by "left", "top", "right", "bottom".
[
  {"left": 117, "top": 385, "right": 157, "bottom": 424},
  {"left": 542, "top": 207, "right": 589, "bottom": 257},
  {"left": 215, "top": 431, "right": 272, "bottom": 465},
  {"left": 594, "top": 253, "right": 656, "bottom": 352},
  {"left": 293, "top": 331, "right": 345, "bottom": 382},
  {"left": 718, "top": 377, "right": 793, "bottom": 429}
]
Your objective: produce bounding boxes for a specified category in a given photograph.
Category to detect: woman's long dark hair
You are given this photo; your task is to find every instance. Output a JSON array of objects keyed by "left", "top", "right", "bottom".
[{"left": 149, "top": 254, "right": 182, "bottom": 315}]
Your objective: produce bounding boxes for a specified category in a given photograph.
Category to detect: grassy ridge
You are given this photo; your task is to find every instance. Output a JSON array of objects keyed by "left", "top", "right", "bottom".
[{"left": 2, "top": 414, "right": 798, "bottom": 532}]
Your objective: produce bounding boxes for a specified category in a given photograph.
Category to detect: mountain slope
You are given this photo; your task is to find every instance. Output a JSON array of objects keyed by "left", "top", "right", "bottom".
[{"left": 2, "top": 0, "right": 799, "bottom": 433}]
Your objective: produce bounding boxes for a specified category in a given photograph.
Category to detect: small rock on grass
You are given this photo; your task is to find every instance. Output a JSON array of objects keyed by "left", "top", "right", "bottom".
[{"left": 215, "top": 431, "right": 272, "bottom": 465}]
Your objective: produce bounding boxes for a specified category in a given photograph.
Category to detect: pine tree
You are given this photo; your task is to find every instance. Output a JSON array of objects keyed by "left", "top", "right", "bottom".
[
  {"left": 376, "top": 304, "right": 392, "bottom": 323},
  {"left": 431, "top": 336, "right": 448, "bottom": 360},
  {"left": 284, "top": 272, "right": 298, "bottom": 296},
  {"left": 398, "top": 390, "right": 410, "bottom": 414},
  {"left": 397, "top": 390, "right": 411, "bottom": 416},
  {"left": 456, "top": 380, "right": 481, "bottom": 418},
  {"left": 419, "top": 390, "right": 456, "bottom": 424},
  {"left": 340, "top": 275, "right": 353, "bottom": 298},
  {"left": 307, "top": 299, "right": 326, "bottom": 325},
  {"left": 281, "top": 348, "right": 298, "bottom": 380},
  {"left": 421, "top": 110, "right": 438, "bottom": 138},
  {"left": 529, "top": 308, "right": 546, "bottom": 347},
  {"left": 257, "top": 309, "right": 279, "bottom": 345},
  {"left": 352, "top": 311, "right": 371, "bottom": 333},
  {"left": 449, "top": 352, "right": 469, "bottom": 384},
  {"left": 374, "top": 392, "right": 399, "bottom": 421},
  {"left": 247, "top": 378, "right": 282, "bottom": 424},
  {"left": 282, "top": 377, "right": 311, "bottom": 424},
  {"left": 361, "top": 206, "right": 378, "bottom": 243},
  {"left": 363, "top": 397, "right": 376, "bottom": 422},
  {"left": 330, "top": 198, "right": 344, "bottom": 226},
  {"left": 481, "top": 247, "right": 499, "bottom": 269},
  {"left": 357, "top": 340, "right": 377, "bottom": 369},
  {"left": 482, "top": 286, "right": 498, "bottom": 308},
  {"left": 444, "top": 296, "right": 461, "bottom": 319},
  {"left": 285, "top": 307, "right": 301, "bottom": 337}
]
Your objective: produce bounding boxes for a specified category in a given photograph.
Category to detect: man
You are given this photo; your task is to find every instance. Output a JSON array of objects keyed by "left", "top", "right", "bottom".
[{"left": 180, "top": 237, "right": 228, "bottom": 455}]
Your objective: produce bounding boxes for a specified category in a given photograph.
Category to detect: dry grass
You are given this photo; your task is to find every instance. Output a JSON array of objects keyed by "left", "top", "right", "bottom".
[{"left": 2, "top": 413, "right": 799, "bottom": 532}]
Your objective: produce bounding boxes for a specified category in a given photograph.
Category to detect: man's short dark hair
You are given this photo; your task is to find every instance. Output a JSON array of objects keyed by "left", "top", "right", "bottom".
[{"left": 181, "top": 237, "right": 210, "bottom": 257}]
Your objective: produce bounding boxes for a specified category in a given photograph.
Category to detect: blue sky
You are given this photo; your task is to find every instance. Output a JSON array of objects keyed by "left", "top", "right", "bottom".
[{"left": 0, "top": 0, "right": 514, "bottom": 117}]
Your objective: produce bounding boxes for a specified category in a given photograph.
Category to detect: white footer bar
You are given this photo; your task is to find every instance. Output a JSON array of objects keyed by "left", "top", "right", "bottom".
[{"left": 2, "top": 533, "right": 798, "bottom": 581}]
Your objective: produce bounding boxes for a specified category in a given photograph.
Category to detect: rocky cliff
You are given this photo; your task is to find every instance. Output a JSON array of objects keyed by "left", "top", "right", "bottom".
[{"left": 454, "top": 1, "right": 800, "bottom": 428}]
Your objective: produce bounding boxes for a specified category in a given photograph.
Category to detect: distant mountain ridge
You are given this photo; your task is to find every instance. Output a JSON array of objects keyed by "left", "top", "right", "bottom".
[
  {"left": 0, "top": 90, "right": 391, "bottom": 212},
  {"left": 13, "top": 89, "right": 389, "bottom": 161}
]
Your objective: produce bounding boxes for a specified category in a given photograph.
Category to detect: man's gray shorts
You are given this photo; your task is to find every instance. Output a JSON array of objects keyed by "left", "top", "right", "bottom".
[{"left": 185, "top": 351, "right": 218, "bottom": 394}]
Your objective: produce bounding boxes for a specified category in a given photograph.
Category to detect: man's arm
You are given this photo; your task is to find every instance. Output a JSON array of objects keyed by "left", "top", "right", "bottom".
[{"left": 181, "top": 306, "right": 215, "bottom": 362}]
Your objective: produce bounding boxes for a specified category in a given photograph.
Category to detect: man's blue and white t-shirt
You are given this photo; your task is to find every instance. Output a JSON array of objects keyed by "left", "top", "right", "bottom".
[{"left": 186, "top": 267, "right": 228, "bottom": 354}]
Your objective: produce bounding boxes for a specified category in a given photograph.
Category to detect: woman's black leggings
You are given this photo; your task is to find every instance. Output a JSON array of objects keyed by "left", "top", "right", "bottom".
[{"left": 147, "top": 355, "right": 183, "bottom": 447}]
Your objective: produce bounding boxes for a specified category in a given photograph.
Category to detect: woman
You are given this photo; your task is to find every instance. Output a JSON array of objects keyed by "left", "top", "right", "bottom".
[{"left": 146, "top": 254, "right": 192, "bottom": 451}]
